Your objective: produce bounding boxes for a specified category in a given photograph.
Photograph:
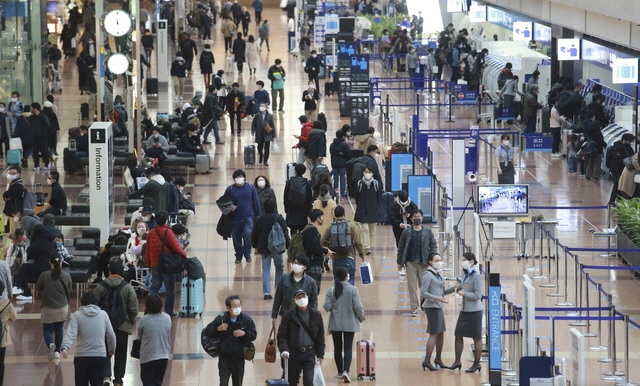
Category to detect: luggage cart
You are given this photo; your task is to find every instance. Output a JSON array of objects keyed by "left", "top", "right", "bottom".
[{"left": 477, "top": 90, "right": 501, "bottom": 123}]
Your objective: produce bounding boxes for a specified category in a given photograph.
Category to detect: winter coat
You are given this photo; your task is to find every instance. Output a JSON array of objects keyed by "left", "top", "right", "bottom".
[
  {"left": 619, "top": 153, "right": 640, "bottom": 198},
  {"left": 199, "top": 49, "right": 214, "bottom": 74},
  {"left": 284, "top": 176, "right": 312, "bottom": 228},
  {"left": 329, "top": 138, "right": 351, "bottom": 169},
  {"left": 145, "top": 224, "right": 187, "bottom": 268},
  {"left": 61, "top": 304, "right": 116, "bottom": 357},
  {"left": 13, "top": 114, "right": 33, "bottom": 145},
  {"left": 256, "top": 187, "right": 277, "bottom": 214},
  {"left": 523, "top": 92, "right": 541, "bottom": 117},
  {"left": 252, "top": 111, "right": 275, "bottom": 143},
  {"left": 170, "top": 58, "right": 188, "bottom": 78},
  {"left": 353, "top": 178, "right": 382, "bottom": 224},
  {"left": 609, "top": 141, "right": 635, "bottom": 176},
  {"left": 251, "top": 212, "right": 290, "bottom": 254},
  {"left": 388, "top": 199, "right": 418, "bottom": 242},
  {"left": 93, "top": 276, "right": 139, "bottom": 334},
  {"left": 128, "top": 174, "right": 171, "bottom": 213},
  {"left": 357, "top": 134, "right": 377, "bottom": 152},
  {"left": 203, "top": 312, "right": 257, "bottom": 359},
  {"left": 245, "top": 41, "right": 260, "bottom": 69},
  {"left": 324, "top": 282, "right": 365, "bottom": 332},
  {"left": 304, "top": 56, "right": 325, "bottom": 77},
  {"left": 396, "top": 226, "right": 438, "bottom": 266},
  {"left": 221, "top": 18, "right": 237, "bottom": 38},
  {"left": 0, "top": 299, "right": 16, "bottom": 348},
  {"left": 296, "top": 122, "right": 314, "bottom": 149},
  {"left": 232, "top": 38, "right": 246, "bottom": 63},
  {"left": 271, "top": 272, "right": 319, "bottom": 318},
  {"left": 277, "top": 306, "right": 325, "bottom": 358},
  {"left": 29, "top": 113, "right": 50, "bottom": 139},
  {"left": 141, "top": 33, "right": 154, "bottom": 50},
  {"left": 180, "top": 38, "right": 197, "bottom": 59},
  {"left": 305, "top": 128, "right": 327, "bottom": 159},
  {"left": 311, "top": 198, "right": 336, "bottom": 237}
]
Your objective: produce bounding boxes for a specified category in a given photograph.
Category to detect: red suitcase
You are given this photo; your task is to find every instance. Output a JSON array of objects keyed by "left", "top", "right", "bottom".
[{"left": 356, "top": 339, "right": 376, "bottom": 381}]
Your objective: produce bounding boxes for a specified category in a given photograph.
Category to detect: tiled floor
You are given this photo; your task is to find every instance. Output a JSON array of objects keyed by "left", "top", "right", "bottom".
[{"left": 6, "top": 4, "right": 640, "bottom": 386}]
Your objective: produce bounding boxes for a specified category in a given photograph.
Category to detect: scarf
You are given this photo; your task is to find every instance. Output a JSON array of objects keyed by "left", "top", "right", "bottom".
[
  {"left": 396, "top": 197, "right": 411, "bottom": 224},
  {"left": 361, "top": 176, "right": 374, "bottom": 188},
  {"left": 318, "top": 194, "right": 331, "bottom": 202}
]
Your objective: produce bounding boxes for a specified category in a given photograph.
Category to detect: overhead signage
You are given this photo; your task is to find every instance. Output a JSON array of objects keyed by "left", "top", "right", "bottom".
[
  {"left": 533, "top": 23, "right": 551, "bottom": 46},
  {"left": 612, "top": 58, "right": 639, "bottom": 84},
  {"left": 523, "top": 133, "right": 552, "bottom": 152},
  {"left": 582, "top": 39, "right": 635, "bottom": 71},
  {"left": 469, "top": 5, "right": 487, "bottom": 22},
  {"left": 487, "top": 6, "right": 531, "bottom": 31},
  {"left": 447, "top": 0, "right": 462, "bottom": 13},
  {"left": 513, "top": 22, "right": 533, "bottom": 41},
  {"left": 452, "top": 84, "right": 478, "bottom": 103},
  {"left": 557, "top": 39, "right": 580, "bottom": 61}
]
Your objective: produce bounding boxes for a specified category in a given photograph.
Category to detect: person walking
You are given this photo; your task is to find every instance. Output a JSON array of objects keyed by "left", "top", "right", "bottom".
[
  {"left": 42, "top": 101, "right": 59, "bottom": 161},
  {"left": 76, "top": 51, "right": 94, "bottom": 95},
  {"left": 548, "top": 97, "right": 566, "bottom": 157},
  {"left": 448, "top": 252, "right": 484, "bottom": 373},
  {"left": 226, "top": 83, "right": 245, "bottom": 136},
  {"left": 201, "top": 85, "right": 225, "bottom": 145},
  {"left": 14, "top": 225, "right": 57, "bottom": 300},
  {"left": 397, "top": 209, "right": 441, "bottom": 317},
  {"left": 240, "top": 6, "right": 251, "bottom": 36},
  {"left": 254, "top": 175, "right": 277, "bottom": 214},
  {"left": 28, "top": 103, "right": 51, "bottom": 172},
  {"left": 179, "top": 34, "right": 197, "bottom": 73},
  {"left": 221, "top": 15, "right": 237, "bottom": 52},
  {"left": 224, "top": 170, "right": 262, "bottom": 263},
  {"left": 323, "top": 266, "right": 365, "bottom": 383},
  {"left": 388, "top": 190, "right": 418, "bottom": 249},
  {"left": 354, "top": 167, "right": 382, "bottom": 256},
  {"left": 329, "top": 130, "right": 351, "bottom": 199},
  {"left": 252, "top": 0, "right": 263, "bottom": 25},
  {"left": 137, "top": 294, "right": 172, "bottom": 386},
  {"left": 145, "top": 211, "right": 188, "bottom": 317},
  {"left": 278, "top": 289, "right": 325, "bottom": 386},
  {"left": 245, "top": 35, "right": 260, "bottom": 75},
  {"left": 321, "top": 206, "right": 365, "bottom": 285},
  {"left": 12, "top": 106, "right": 33, "bottom": 168},
  {"left": 3, "top": 165, "right": 25, "bottom": 233},
  {"left": 60, "top": 292, "right": 116, "bottom": 386},
  {"left": 303, "top": 209, "right": 333, "bottom": 292},
  {"left": 0, "top": 103, "right": 13, "bottom": 159},
  {"left": 93, "top": 260, "right": 139, "bottom": 386},
  {"left": 268, "top": 59, "right": 285, "bottom": 112},
  {"left": 305, "top": 121, "right": 327, "bottom": 172},
  {"left": 141, "top": 29, "right": 154, "bottom": 64},
  {"left": 232, "top": 32, "right": 246, "bottom": 74},
  {"left": 254, "top": 80, "right": 271, "bottom": 107},
  {"left": 419, "top": 253, "right": 455, "bottom": 371},
  {"left": 258, "top": 20, "right": 270, "bottom": 51},
  {"left": 251, "top": 199, "right": 290, "bottom": 299},
  {"left": 36, "top": 253, "right": 72, "bottom": 361},
  {"left": 304, "top": 50, "right": 325, "bottom": 91},
  {"left": 302, "top": 82, "right": 321, "bottom": 123},
  {"left": 495, "top": 134, "right": 515, "bottom": 184},
  {"left": 251, "top": 103, "right": 275, "bottom": 166},
  {"left": 271, "top": 255, "right": 319, "bottom": 326},
  {"left": 170, "top": 52, "right": 188, "bottom": 100},
  {"left": 203, "top": 295, "right": 257, "bottom": 386},
  {"left": 284, "top": 164, "right": 312, "bottom": 234},
  {"left": 199, "top": 43, "right": 215, "bottom": 87}
]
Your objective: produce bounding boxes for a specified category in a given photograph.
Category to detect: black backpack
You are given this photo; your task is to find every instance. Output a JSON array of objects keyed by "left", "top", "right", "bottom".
[
  {"left": 288, "top": 177, "right": 309, "bottom": 208},
  {"left": 349, "top": 157, "right": 368, "bottom": 182},
  {"left": 445, "top": 48, "right": 455, "bottom": 65},
  {"left": 99, "top": 281, "right": 128, "bottom": 328},
  {"left": 330, "top": 221, "right": 352, "bottom": 256}
]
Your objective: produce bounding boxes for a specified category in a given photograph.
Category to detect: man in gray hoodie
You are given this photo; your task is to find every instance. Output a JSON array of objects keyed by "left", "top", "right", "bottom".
[
  {"left": 11, "top": 207, "right": 40, "bottom": 237},
  {"left": 61, "top": 292, "right": 116, "bottom": 386},
  {"left": 128, "top": 167, "right": 170, "bottom": 213}
]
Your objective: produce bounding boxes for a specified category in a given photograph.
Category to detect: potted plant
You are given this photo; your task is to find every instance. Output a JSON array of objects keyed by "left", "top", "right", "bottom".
[{"left": 612, "top": 198, "right": 640, "bottom": 269}]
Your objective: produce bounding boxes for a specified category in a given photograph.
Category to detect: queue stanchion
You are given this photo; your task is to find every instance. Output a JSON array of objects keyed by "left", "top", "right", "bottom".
[
  {"left": 583, "top": 273, "right": 597, "bottom": 337},
  {"left": 599, "top": 298, "right": 621, "bottom": 364},
  {"left": 602, "top": 306, "right": 624, "bottom": 380},
  {"left": 569, "top": 264, "right": 587, "bottom": 326},
  {"left": 539, "top": 227, "right": 556, "bottom": 288},
  {"left": 568, "top": 257, "right": 581, "bottom": 314},
  {"left": 532, "top": 221, "right": 547, "bottom": 279},
  {"left": 554, "top": 246, "right": 572, "bottom": 305},
  {"left": 446, "top": 83, "right": 455, "bottom": 123},
  {"left": 615, "top": 315, "right": 638, "bottom": 386},
  {"left": 503, "top": 302, "right": 517, "bottom": 379},
  {"left": 525, "top": 221, "right": 537, "bottom": 271},
  {"left": 548, "top": 239, "right": 564, "bottom": 297},
  {"left": 501, "top": 294, "right": 510, "bottom": 365},
  {"left": 590, "top": 283, "right": 607, "bottom": 350},
  {"left": 488, "top": 142, "right": 494, "bottom": 183}
]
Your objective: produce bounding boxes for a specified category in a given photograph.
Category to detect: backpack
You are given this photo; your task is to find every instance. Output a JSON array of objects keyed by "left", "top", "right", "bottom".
[
  {"left": 267, "top": 219, "right": 287, "bottom": 254},
  {"left": 99, "top": 281, "right": 128, "bottom": 328},
  {"left": 349, "top": 157, "right": 368, "bottom": 182},
  {"left": 258, "top": 25, "right": 267, "bottom": 37},
  {"left": 20, "top": 184, "right": 37, "bottom": 210},
  {"left": 557, "top": 92, "right": 571, "bottom": 116},
  {"left": 329, "top": 221, "right": 352, "bottom": 256},
  {"left": 286, "top": 224, "right": 313, "bottom": 263},
  {"left": 310, "top": 164, "right": 330, "bottom": 185},
  {"left": 357, "top": 179, "right": 379, "bottom": 192},
  {"left": 54, "top": 48, "right": 62, "bottom": 61},
  {"left": 605, "top": 145, "right": 617, "bottom": 169},
  {"left": 577, "top": 134, "right": 598, "bottom": 160},
  {"left": 445, "top": 48, "right": 455, "bottom": 65},
  {"left": 434, "top": 49, "right": 446, "bottom": 67},
  {"left": 288, "top": 177, "right": 309, "bottom": 207}
]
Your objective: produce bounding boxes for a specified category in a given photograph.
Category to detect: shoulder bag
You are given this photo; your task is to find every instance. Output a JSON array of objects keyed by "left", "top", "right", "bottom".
[
  {"left": 264, "top": 325, "right": 277, "bottom": 363},
  {"left": 624, "top": 155, "right": 635, "bottom": 171},
  {"left": 156, "top": 229, "right": 185, "bottom": 274},
  {"left": 263, "top": 121, "right": 273, "bottom": 134}
]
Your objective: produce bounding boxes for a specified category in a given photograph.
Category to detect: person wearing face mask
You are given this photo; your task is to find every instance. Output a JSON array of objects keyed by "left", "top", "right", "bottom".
[
  {"left": 28, "top": 103, "right": 51, "bottom": 172},
  {"left": 267, "top": 59, "right": 286, "bottom": 113},
  {"left": 224, "top": 169, "right": 262, "bottom": 263},
  {"left": 321, "top": 205, "right": 365, "bottom": 286},
  {"left": 388, "top": 190, "right": 418, "bottom": 249},
  {"left": 170, "top": 51, "right": 188, "bottom": 100},
  {"left": 9, "top": 207, "right": 40, "bottom": 239},
  {"left": 253, "top": 175, "right": 277, "bottom": 214},
  {"left": 449, "top": 252, "right": 484, "bottom": 373},
  {"left": 277, "top": 289, "right": 325, "bottom": 386},
  {"left": 12, "top": 105, "right": 33, "bottom": 168},
  {"left": 302, "top": 209, "right": 333, "bottom": 290},
  {"left": 130, "top": 197, "right": 157, "bottom": 228},
  {"left": 201, "top": 84, "right": 225, "bottom": 145},
  {"left": 128, "top": 168, "right": 171, "bottom": 214},
  {"left": 37, "top": 171, "right": 68, "bottom": 217},
  {"left": 323, "top": 266, "right": 364, "bottom": 383},
  {"left": 7, "top": 91, "right": 23, "bottom": 128},
  {"left": 5, "top": 227, "right": 26, "bottom": 279},
  {"left": 226, "top": 83, "right": 245, "bottom": 137},
  {"left": 304, "top": 50, "right": 325, "bottom": 91},
  {"left": 174, "top": 178, "right": 195, "bottom": 226},
  {"left": 3, "top": 166, "right": 26, "bottom": 232},
  {"left": 251, "top": 103, "right": 275, "bottom": 165},
  {"left": 179, "top": 125, "right": 205, "bottom": 156},
  {"left": 251, "top": 199, "right": 290, "bottom": 299},
  {"left": 522, "top": 85, "right": 543, "bottom": 134},
  {"left": 495, "top": 134, "right": 515, "bottom": 184},
  {"left": 203, "top": 295, "right": 257, "bottom": 386},
  {"left": 406, "top": 46, "right": 419, "bottom": 79},
  {"left": 354, "top": 168, "right": 382, "bottom": 256},
  {"left": 126, "top": 219, "right": 149, "bottom": 266},
  {"left": 397, "top": 209, "right": 441, "bottom": 317},
  {"left": 253, "top": 80, "right": 271, "bottom": 107},
  {"left": 302, "top": 82, "right": 321, "bottom": 123},
  {"left": 0, "top": 102, "right": 14, "bottom": 159},
  {"left": 144, "top": 129, "right": 170, "bottom": 168},
  {"left": 419, "top": 254, "right": 455, "bottom": 371},
  {"left": 271, "top": 255, "right": 318, "bottom": 324},
  {"left": 14, "top": 225, "right": 57, "bottom": 301}
]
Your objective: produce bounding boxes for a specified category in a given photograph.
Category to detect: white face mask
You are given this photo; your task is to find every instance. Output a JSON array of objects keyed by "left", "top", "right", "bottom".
[
  {"left": 141, "top": 216, "right": 150, "bottom": 222},
  {"left": 292, "top": 264, "right": 304, "bottom": 274},
  {"left": 153, "top": 133, "right": 159, "bottom": 139},
  {"left": 7, "top": 174, "right": 18, "bottom": 181},
  {"left": 235, "top": 177, "right": 245, "bottom": 185},
  {"left": 503, "top": 140, "right": 510, "bottom": 147},
  {"left": 136, "top": 226, "right": 147, "bottom": 235},
  {"left": 312, "top": 54, "right": 317, "bottom": 58},
  {"left": 432, "top": 261, "right": 444, "bottom": 269},
  {"left": 0, "top": 108, "right": 5, "bottom": 113},
  {"left": 461, "top": 260, "right": 471, "bottom": 270},
  {"left": 363, "top": 173, "right": 373, "bottom": 180},
  {"left": 11, "top": 98, "right": 17, "bottom": 103},
  {"left": 178, "top": 186, "right": 184, "bottom": 192},
  {"left": 231, "top": 307, "right": 242, "bottom": 316},
  {"left": 259, "top": 106, "right": 266, "bottom": 112},
  {"left": 47, "top": 178, "right": 53, "bottom": 185},
  {"left": 308, "top": 85, "right": 315, "bottom": 89},
  {"left": 295, "top": 297, "right": 309, "bottom": 307},
  {"left": 257, "top": 180, "right": 266, "bottom": 188}
]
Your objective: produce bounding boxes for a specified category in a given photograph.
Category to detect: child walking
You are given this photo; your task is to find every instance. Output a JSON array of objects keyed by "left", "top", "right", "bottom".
[{"left": 567, "top": 134, "right": 579, "bottom": 174}]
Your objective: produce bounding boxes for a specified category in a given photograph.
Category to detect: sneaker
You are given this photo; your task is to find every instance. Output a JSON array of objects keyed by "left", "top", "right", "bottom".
[
  {"left": 48, "top": 343, "right": 56, "bottom": 361},
  {"left": 53, "top": 352, "right": 61, "bottom": 359},
  {"left": 169, "top": 311, "right": 179, "bottom": 318},
  {"left": 12, "top": 286, "right": 22, "bottom": 295},
  {"left": 32, "top": 167, "right": 39, "bottom": 171},
  {"left": 365, "top": 250, "right": 372, "bottom": 256},
  {"left": 410, "top": 309, "right": 419, "bottom": 317},
  {"left": 246, "top": 257, "right": 252, "bottom": 263},
  {"left": 202, "top": 141, "right": 212, "bottom": 144},
  {"left": 551, "top": 153, "right": 562, "bottom": 157},
  {"left": 399, "top": 267, "right": 406, "bottom": 276},
  {"left": 235, "top": 259, "right": 242, "bottom": 264},
  {"left": 264, "top": 294, "right": 272, "bottom": 300},
  {"left": 335, "top": 373, "right": 343, "bottom": 379},
  {"left": 215, "top": 141, "right": 225, "bottom": 144},
  {"left": 16, "top": 295, "right": 32, "bottom": 301},
  {"left": 278, "top": 109, "right": 285, "bottom": 113},
  {"left": 342, "top": 372, "right": 351, "bottom": 383},
  {"left": 44, "top": 166, "right": 50, "bottom": 171}
]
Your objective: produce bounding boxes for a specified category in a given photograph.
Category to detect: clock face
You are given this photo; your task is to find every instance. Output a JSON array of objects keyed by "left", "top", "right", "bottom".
[
  {"left": 107, "top": 53, "right": 129, "bottom": 74},
  {"left": 104, "top": 10, "right": 132, "bottom": 37}
]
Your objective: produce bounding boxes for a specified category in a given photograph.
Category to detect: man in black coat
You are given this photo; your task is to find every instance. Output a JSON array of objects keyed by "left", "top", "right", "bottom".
[
  {"left": 302, "top": 209, "right": 331, "bottom": 292},
  {"left": 29, "top": 103, "right": 51, "bottom": 171},
  {"left": 38, "top": 171, "right": 68, "bottom": 216},
  {"left": 305, "top": 121, "right": 327, "bottom": 172},
  {"left": 278, "top": 289, "right": 325, "bottom": 386},
  {"left": 284, "top": 164, "right": 312, "bottom": 233},
  {"left": 588, "top": 94, "right": 609, "bottom": 127},
  {"left": 388, "top": 190, "right": 418, "bottom": 248},
  {"left": 201, "top": 85, "right": 224, "bottom": 145},
  {"left": 360, "top": 145, "right": 384, "bottom": 189},
  {"left": 329, "top": 130, "right": 351, "bottom": 198},
  {"left": 304, "top": 50, "right": 325, "bottom": 91},
  {"left": 179, "top": 34, "right": 198, "bottom": 72},
  {"left": 226, "top": 83, "right": 245, "bottom": 136}
]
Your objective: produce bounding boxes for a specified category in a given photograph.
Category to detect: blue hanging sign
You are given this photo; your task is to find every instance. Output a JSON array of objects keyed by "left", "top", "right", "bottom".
[
  {"left": 496, "top": 107, "right": 515, "bottom": 120},
  {"left": 452, "top": 84, "right": 478, "bottom": 103},
  {"left": 522, "top": 133, "right": 552, "bottom": 152}
]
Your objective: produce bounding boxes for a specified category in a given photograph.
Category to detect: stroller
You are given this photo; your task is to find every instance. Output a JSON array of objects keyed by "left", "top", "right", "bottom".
[{"left": 47, "top": 64, "right": 63, "bottom": 94}]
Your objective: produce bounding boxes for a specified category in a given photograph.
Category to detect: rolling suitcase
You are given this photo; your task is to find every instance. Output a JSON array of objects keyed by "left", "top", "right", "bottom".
[
  {"left": 6, "top": 149, "right": 20, "bottom": 165},
  {"left": 378, "top": 192, "right": 395, "bottom": 224},
  {"left": 195, "top": 153, "right": 211, "bottom": 174},
  {"left": 63, "top": 147, "right": 81, "bottom": 174},
  {"left": 146, "top": 78, "right": 159, "bottom": 95},
  {"left": 540, "top": 106, "right": 550, "bottom": 134},
  {"left": 226, "top": 56, "right": 234, "bottom": 74},
  {"left": 180, "top": 277, "right": 204, "bottom": 317},
  {"left": 356, "top": 339, "right": 376, "bottom": 381},
  {"left": 266, "top": 357, "right": 289, "bottom": 385},
  {"left": 286, "top": 163, "right": 296, "bottom": 181},
  {"left": 80, "top": 103, "right": 89, "bottom": 120},
  {"left": 244, "top": 145, "right": 255, "bottom": 165},
  {"left": 360, "top": 262, "right": 373, "bottom": 285},
  {"left": 324, "top": 81, "right": 334, "bottom": 97}
]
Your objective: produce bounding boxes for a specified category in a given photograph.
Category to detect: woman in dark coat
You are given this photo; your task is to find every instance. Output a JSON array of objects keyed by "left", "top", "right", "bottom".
[
  {"left": 240, "top": 6, "right": 251, "bottom": 36},
  {"left": 353, "top": 167, "right": 382, "bottom": 255},
  {"left": 199, "top": 43, "right": 215, "bottom": 87},
  {"left": 42, "top": 103, "right": 60, "bottom": 160},
  {"left": 75, "top": 50, "right": 93, "bottom": 94},
  {"left": 232, "top": 32, "right": 247, "bottom": 74},
  {"left": 61, "top": 24, "right": 75, "bottom": 58},
  {"left": 251, "top": 103, "right": 275, "bottom": 166},
  {"left": 254, "top": 175, "right": 277, "bottom": 214}
]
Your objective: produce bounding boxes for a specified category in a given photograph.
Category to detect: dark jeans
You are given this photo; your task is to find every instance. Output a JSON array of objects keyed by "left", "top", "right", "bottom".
[
  {"left": 203, "top": 119, "right": 221, "bottom": 143},
  {"left": 0, "top": 136, "right": 9, "bottom": 158},
  {"left": 74, "top": 356, "right": 108, "bottom": 386},
  {"left": 550, "top": 127, "right": 561, "bottom": 153},
  {"left": 43, "top": 321, "right": 64, "bottom": 354},
  {"left": 104, "top": 329, "right": 129, "bottom": 384},
  {"left": 0, "top": 346, "right": 5, "bottom": 386},
  {"left": 332, "top": 257, "right": 355, "bottom": 286},
  {"left": 149, "top": 266, "right": 176, "bottom": 314},
  {"left": 74, "top": 151, "right": 88, "bottom": 161},
  {"left": 332, "top": 331, "right": 355, "bottom": 374},
  {"left": 255, "top": 11, "right": 262, "bottom": 24},
  {"left": 306, "top": 264, "right": 322, "bottom": 293},
  {"left": 332, "top": 167, "right": 346, "bottom": 197},
  {"left": 14, "top": 263, "right": 46, "bottom": 296},
  {"left": 231, "top": 217, "right": 253, "bottom": 261},
  {"left": 236, "top": 62, "right": 244, "bottom": 73},
  {"left": 22, "top": 144, "right": 32, "bottom": 163},
  {"left": 32, "top": 137, "right": 49, "bottom": 167},
  {"left": 308, "top": 74, "right": 320, "bottom": 92},
  {"left": 183, "top": 56, "right": 193, "bottom": 71},
  {"left": 524, "top": 115, "right": 536, "bottom": 133},
  {"left": 229, "top": 111, "right": 242, "bottom": 134},
  {"left": 140, "top": 358, "right": 168, "bottom": 386},
  {"left": 38, "top": 207, "right": 65, "bottom": 217},
  {"left": 218, "top": 355, "right": 245, "bottom": 386},
  {"left": 224, "top": 37, "right": 232, "bottom": 51},
  {"left": 259, "top": 38, "right": 270, "bottom": 50},
  {"left": 610, "top": 170, "right": 622, "bottom": 204},
  {"left": 288, "top": 349, "right": 316, "bottom": 386},
  {"left": 257, "top": 141, "right": 270, "bottom": 164}
]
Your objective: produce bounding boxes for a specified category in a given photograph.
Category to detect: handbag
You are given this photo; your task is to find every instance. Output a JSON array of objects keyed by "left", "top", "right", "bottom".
[
  {"left": 9, "top": 138, "right": 22, "bottom": 150},
  {"left": 624, "top": 156, "right": 635, "bottom": 171},
  {"left": 201, "top": 326, "right": 221, "bottom": 357},
  {"left": 130, "top": 339, "right": 141, "bottom": 359},
  {"left": 263, "top": 122, "right": 273, "bottom": 134},
  {"left": 264, "top": 326, "right": 277, "bottom": 363},
  {"left": 244, "top": 342, "right": 256, "bottom": 361},
  {"left": 156, "top": 229, "right": 184, "bottom": 274}
]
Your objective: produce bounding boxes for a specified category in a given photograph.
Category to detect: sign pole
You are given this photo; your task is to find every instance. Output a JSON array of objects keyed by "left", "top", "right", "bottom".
[{"left": 488, "top": 273, "right": 502, "bottom": 386}]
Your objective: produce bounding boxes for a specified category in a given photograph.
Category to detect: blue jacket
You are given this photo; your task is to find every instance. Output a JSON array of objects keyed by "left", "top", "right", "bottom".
[
  {"left": 252, "top": 0, "right": 263, "bottom": 11},
  {"left": 254, "top": 89, "right": 270, "bottom": 106},
  {"left": 223, "top": 183, "right": 261, "bottom": 220}
]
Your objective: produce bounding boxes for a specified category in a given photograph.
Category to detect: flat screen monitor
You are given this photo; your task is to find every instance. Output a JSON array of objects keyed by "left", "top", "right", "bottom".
[{"left": 477, "top": 184, "right": 529, "bottom": 217}]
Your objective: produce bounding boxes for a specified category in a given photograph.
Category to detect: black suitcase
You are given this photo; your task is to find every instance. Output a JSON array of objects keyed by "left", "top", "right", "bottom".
[
  {"left": 63, "top": 147, "right": 81, "bottom": 174},
  {"left": 80, "top": 103, "right": 89, "bottom": 120},
  {"left": 147, "top": 78, "right": 159, "bottom": 95},
  {"left": 244, "top": 145, "right": 255, "bottom": 165},
  {"left": 325, "top": 81, "right": 334, "bottom": 97},
  {"left": 378, "top": 192, "right": 396, "bottom": 224}
]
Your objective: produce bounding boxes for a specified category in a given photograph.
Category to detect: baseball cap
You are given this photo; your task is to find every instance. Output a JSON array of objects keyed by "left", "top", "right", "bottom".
[
  {"left": 141, "top": 206, "right": 153, "bottom": 215},
  {"left": 293, "top": 289, "right": 307, "bottom": 297}
]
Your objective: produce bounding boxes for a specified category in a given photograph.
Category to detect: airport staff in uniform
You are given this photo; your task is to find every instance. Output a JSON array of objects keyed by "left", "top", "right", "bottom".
[{"left": 495, "top": 134, "right": 515, "bottom": 184}]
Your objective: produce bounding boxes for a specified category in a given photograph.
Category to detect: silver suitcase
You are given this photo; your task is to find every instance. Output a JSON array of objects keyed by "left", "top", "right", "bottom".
[
  {"left": 226, "top": 57, "right": 234, "bottom": 74},
  {"left": 195, "top": 154, "right": 210, "bottom": 174}
]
